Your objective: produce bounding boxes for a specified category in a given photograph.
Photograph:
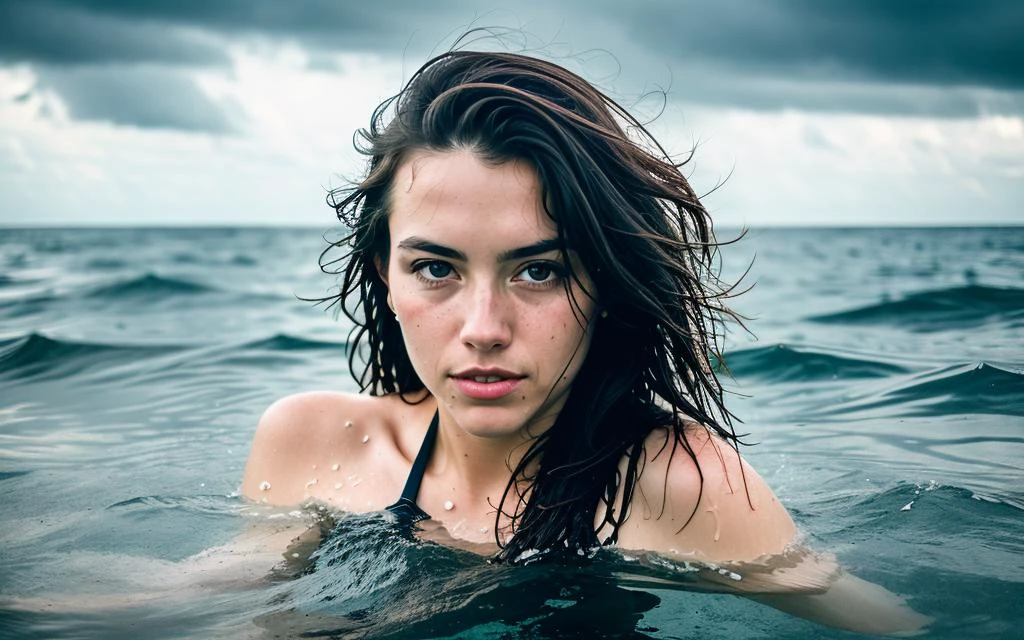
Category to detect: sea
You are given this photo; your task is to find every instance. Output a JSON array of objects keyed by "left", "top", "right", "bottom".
[{"left": 0, "top": 226, "right": 1021, "bottom": 639}]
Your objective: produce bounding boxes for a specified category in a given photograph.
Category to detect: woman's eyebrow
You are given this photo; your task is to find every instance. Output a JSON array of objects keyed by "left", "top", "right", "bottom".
[
  {"left": 500, "top": 238, "right": 561, "bottom": 262},
  {"left": 396, "top": 237, "right": 561, "bottom": 262},
  {"left": 396, "top": 237, "right": 464, "bottom": 260}
]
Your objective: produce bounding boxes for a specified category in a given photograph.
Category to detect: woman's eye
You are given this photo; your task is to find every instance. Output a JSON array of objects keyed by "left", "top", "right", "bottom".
[
  {"left": 414, "top": 261, "right": 454, "bottom": 281},
  {"left": 516, "top": 263, "right": 561, "bottom": 284}
]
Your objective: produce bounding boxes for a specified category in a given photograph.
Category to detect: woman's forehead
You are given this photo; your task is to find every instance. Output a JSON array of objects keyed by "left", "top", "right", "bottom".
[
  {"left": 392, "top": 148, "right": 539, "bottom": 200},
  {"left": 388, "top": 148, "right": 559, "bottom": 247}
]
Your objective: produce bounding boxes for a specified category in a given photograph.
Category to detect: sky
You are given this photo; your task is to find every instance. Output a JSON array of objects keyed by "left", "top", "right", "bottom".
[{"left": 0, "top": 0, "right": 1021, "bottom": 227}]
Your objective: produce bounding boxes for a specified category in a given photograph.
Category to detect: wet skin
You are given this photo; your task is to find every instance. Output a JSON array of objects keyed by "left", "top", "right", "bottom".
[{"left": 383, "top": 148, "right": 597, "bottom": 449}]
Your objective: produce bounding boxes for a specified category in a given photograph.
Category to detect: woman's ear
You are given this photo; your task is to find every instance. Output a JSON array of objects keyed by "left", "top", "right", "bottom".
[
  {"left": 373, "top": 255, "right": 395, "bottom": 313},
  {"left": 373, "top": 254, "right": 389, "bottom": 285}
]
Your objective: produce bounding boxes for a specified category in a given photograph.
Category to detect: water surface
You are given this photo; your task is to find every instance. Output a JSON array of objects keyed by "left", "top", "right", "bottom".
[{"left": 1, "top": 226, "right": 1021, "bottom": 638}]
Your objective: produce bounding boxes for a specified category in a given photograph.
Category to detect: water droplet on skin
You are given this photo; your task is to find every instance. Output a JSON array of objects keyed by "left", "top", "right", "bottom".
[
  {"left": 331, "top": 463, "right": 340, "bottom": 471},
  {"left": 443, "top": 500, "right": 454, "bottom": 511},
  {"left": 479, "top": 527, "right": 489, "bottom": 534},
  {"left": 291, "top": 553, "right": 300, "bottom": 558},
  {"left": 334, "top": 483, "right": 343, "bottom": 490},
  {"left": 305, "top": 478, "right": 318, "bottom": 488},
  {"left": 361, "top": 435, "right": 369, "bottom": 444},
  {"left": 345, "top": 420, "right": 354, "bottom": 428},
  {"left": 258, "top": 481, "right": 272, "bottom": 491},
  {"left": 351, "top": 478, "right": 362, "bottom": 487},
  {"left": 705, "top": 507, "right": 721, "bottom": 542}
]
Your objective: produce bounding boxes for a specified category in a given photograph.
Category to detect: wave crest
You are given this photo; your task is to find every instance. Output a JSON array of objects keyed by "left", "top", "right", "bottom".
[
  {"left": 0, "top": 332, "right": 183, "bottom": 382},
  {"left": 242, "top": 334, "right": 347, "bottom": 352},
  {"left": 810, "top": 284, "right": 1024, "bottom": 331},
  {"left": 819, "top": 362, "right": 1024, "bottom": 418},
  {"left": 721, "top": 344, "right": 909, "bottom": 382},
  {"left": 85, "top": 273, "right": 216, "bottom": 301}
]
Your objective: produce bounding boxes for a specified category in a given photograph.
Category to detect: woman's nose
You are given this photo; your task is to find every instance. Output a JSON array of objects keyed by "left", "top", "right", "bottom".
[{"left": 459, "top": 285, "right": 512, "bottom": 351}]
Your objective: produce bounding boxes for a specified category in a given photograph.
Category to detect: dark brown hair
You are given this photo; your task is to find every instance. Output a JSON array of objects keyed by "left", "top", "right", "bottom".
[{"left": 321, "top": 46, "right": 742, "bottom": 562}]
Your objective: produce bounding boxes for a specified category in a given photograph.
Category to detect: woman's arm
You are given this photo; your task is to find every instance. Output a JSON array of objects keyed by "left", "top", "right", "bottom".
[
  {"left": 0, "top": 514, "right": 320, "bottom": 614},
  {"left": 615, "top": 426, "right": 930, "bottom": 635},
  {"left": 615, "top": 425, "right": 796, "bottom": 563}
]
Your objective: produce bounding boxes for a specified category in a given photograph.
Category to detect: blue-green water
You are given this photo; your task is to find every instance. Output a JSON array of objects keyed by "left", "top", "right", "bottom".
[{"left": 0, "top": 226, "right": 1021, "bottom": 639}]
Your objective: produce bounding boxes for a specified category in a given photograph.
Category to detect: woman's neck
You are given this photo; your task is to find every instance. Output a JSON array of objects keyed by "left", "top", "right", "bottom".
[
  {"left": 431, "top": 418, "right": 538, "bottom": 504},
  {"left": 413, "top": 399, "right": 553, "bottom": 539}
]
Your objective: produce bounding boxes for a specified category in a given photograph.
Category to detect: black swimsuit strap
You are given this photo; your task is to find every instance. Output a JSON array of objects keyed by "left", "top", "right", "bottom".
[{"left": 385, "top": 410, "right": 438, "bottom": 523}]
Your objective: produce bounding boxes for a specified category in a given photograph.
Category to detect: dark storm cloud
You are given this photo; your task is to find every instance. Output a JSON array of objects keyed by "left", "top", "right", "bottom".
[
  {"left": 0, "top": 0, "right": 229, "bottom": 66},
  {"left": 672, "top": 70, "right": 1024, "bottom": 118},
  {"left": 596, "top": 0, "right": 1024, "bottom": 90},
  {"left": 2, "top": 0, "right": 1022, "bottom": 127},
  {"left": 0, "top": 0, "right": 465, "bottom": 132},
  {"left": 6, "top": 0, "right": 472, "bottom": 52},
  {"left": 37, "top": 66, "right": 235, "bottom": 133},
  {"left": 15, "top": 0, "right": 1019, "bottom": 89}
]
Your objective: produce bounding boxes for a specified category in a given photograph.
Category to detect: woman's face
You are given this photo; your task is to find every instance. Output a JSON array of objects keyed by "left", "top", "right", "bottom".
[{"left": 383, "top": 148, "right": 596, "bottom": 442}]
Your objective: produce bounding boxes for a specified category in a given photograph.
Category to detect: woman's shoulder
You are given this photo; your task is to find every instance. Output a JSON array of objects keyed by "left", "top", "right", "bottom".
[
  {"left": 614, "top": 423, "right": 797, "bottom": 563},
  {"left": 247, "top": 391, "right": 386, "bottom": 453},
  {"left": 240, "top": 391, "right": 433, "bottom": 509},
  {"left": 255, "top": 390, "right": 390, "bottom": 433}
]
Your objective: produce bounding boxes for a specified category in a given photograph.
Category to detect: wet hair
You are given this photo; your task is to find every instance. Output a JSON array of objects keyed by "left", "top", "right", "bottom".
[{"left": 321, "top": 45, "right": 744, "bottom": 562}]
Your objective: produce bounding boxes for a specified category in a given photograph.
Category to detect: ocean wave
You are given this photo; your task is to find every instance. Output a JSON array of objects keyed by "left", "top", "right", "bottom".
[
  {"left": 0, "top": 271, "right": 49, "bottom": 289},
  {"left": 809, "top": 284, "right": 1024, "bottom": 331},
  {"left": 193, "top": 334, "right": 348, "bottom": 369},
  {"left": 721, "top": 344, "right": 909, "bottom": 382},
  {"left": 813, "top": 482, "right": 1023, "bottom": 532},
  {"left": 84, "top": 273, "right": 216, "bottom": 300},
  {"left": 889, "top": 362, "right": 1024, "bottom": 416},
  {"left": 0, "top": 332, "right": 185, "bottom": 382},
  {"left": 827, "top": 483, "right": 1024, "bottom": 560},
  {"left": 106, "top": 494, "right": 244, "bottom": 517},
  {"left": 231, "top": 254, "right": 258, "bottom": 266},
  {"left": 0, "top": 293, "right": 59, "bottom": 319},
  {"left": 84, "top": 257, "right": 129, "bottom": 270},
  {"left": 0, "top": 470, "right": 30, "bottom": 482},
  {"left": 819, "top": 362, "right": 1024, "bottom": 418},
  {"left": 242, "top": 333, "right": 348, "bottom": 352}
]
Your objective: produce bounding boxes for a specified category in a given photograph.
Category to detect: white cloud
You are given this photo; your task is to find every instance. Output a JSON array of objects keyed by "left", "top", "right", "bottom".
[
  {"left": 672, "top": 107, "right": 1024, "bottom": 226},
  {"left": 0, "top": 50, "right": 408, "bottom": 226}
]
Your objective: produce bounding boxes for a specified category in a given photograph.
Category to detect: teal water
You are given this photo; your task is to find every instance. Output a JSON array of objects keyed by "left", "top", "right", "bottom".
[{"left": 0, "top": 227, "right": 1021, "bottom": 638}]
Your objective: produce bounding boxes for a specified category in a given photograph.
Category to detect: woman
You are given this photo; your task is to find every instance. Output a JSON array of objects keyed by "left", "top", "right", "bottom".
[{"left": 241, "top": 49, "right": 795, "bottom": 564}]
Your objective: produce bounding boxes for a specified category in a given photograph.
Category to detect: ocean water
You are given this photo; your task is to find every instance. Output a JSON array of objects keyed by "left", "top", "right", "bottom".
[{"left": 0, "top": 226, "right": 1021, "bottom": 639}]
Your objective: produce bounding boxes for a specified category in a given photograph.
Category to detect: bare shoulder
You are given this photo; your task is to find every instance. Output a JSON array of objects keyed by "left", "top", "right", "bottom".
[
  {"left": 240, "top": 391, "right": 433, "bottom": 510},
  {"left": 614, "top": 424, "right": 796, "bottom": 563}
]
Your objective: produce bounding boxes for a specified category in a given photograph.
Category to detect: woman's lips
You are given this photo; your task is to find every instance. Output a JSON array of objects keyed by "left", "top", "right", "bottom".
[{"left": 450, "top": 371, "right": 524, "bottom": 400}]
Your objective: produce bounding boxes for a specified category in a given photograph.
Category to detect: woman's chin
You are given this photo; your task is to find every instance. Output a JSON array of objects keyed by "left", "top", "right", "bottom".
[{"left": 440, "top": 404, "right": 551, "bottom": 442}]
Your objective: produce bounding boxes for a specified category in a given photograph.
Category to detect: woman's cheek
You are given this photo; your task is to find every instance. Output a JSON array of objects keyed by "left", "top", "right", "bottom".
[{"left": 398, "top": 302, "right": 449, "bottom": 373}]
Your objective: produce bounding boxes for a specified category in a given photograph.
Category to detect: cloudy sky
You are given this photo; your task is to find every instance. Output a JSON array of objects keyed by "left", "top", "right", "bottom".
[{"left": 1, "top": 0, "right": 1021, "bottom": 227}]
